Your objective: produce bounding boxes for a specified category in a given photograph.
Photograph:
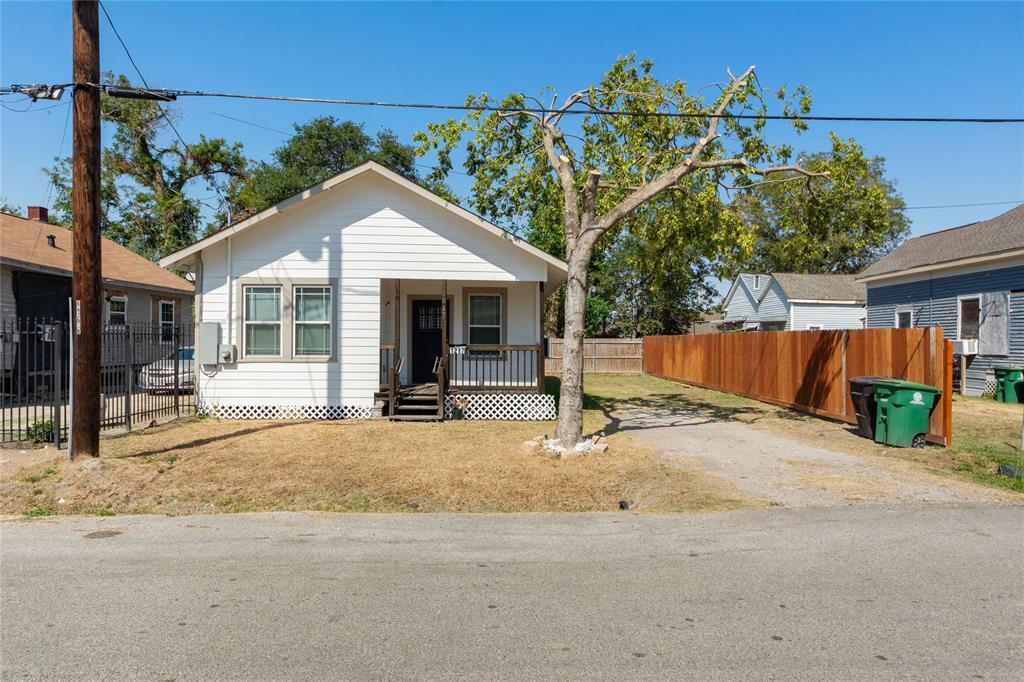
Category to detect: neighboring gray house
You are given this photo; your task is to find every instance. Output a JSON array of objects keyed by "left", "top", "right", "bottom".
[
  {"left": 721, "top": 272, "right": 866, "bottom": 331},
  {"left": 858, "top": 204, "right": 1024, "bottom": 396}
]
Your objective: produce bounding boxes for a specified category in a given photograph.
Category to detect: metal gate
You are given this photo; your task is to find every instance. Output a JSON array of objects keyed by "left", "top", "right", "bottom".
[{"left": 1, "top": 318, "right": 195, "bottom": 446}]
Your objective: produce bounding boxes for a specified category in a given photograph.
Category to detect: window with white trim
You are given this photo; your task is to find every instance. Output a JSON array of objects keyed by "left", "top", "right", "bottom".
[
  {"left": 293, "top": 286, "right": 331, "bottom": 356},
  {"left": 958, "top": 297, "right": 980, "bottom": 340},
  {"left": 243, "top": 285, "right": 282, "bottom": 356},
  {"left": 468, "top": 293, "right": 502, "bottom": 345},
  {"left": 895, "top": 305, "right": 913, "bottom": 329},
  {"left": 159, "top": 300, "right": 175, "bottom": 342},
  {"left": 106, "top": 296, "right": 127, "bottom": 325}
]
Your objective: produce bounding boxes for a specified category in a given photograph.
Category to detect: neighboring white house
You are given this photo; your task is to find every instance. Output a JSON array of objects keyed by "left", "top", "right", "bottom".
[
  {"left": 159, "top": 161, "right": 568, "bottom": 421},
  {"left": 721, "top": 272, "right": 866, "bottom": 331}
]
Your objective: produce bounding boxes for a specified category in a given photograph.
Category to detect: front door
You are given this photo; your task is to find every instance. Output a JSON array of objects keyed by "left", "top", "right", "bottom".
[{"left": 411, "top": 299, "right": 442, "bottom": 384}]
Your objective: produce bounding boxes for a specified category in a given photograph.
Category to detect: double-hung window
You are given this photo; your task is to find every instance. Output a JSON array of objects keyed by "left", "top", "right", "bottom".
[
  {"left": 294, "top": 286, "right": 331, "bottom": 357},
  {"left": 895, "top": 305, "right": 913, "bottom": 329},
  {"left": 244, "top": 285, "right": 282, "bottom": 356},
  {"left": 106, "top": 296, "right": 127, "bottom": 326},
  {"left": 159, "top": 300, "right": 175, "bottom": 342},
  {"left": 468, "top": 294, "right": 502, "bottom": 345},
  {"left": 958, "top": 297, "right": 980, "bottom": 340}
]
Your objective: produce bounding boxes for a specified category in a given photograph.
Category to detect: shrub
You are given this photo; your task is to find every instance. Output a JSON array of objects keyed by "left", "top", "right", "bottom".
[{"left": 25, "top": 420, "right": 54, "bottom": 444}]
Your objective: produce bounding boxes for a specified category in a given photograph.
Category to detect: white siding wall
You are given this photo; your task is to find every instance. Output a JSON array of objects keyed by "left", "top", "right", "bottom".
[
  {"left": 196, "top": 173, "right": 546, "bottom": 409},
  {"left": 790, "top": 302, "right": 866, "bottom": 330}
]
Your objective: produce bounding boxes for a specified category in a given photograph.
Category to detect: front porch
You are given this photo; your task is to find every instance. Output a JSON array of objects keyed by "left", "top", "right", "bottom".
[{"left": 375, "top": 278, "right": 549, "bottom": 421}]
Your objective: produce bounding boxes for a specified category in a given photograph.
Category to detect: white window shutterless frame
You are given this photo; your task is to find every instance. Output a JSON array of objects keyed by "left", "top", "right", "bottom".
[
  {"left": 159, "top": 299, "right": 175, "bottom": 342},
  {"left": 106, "top": 296, "right": 127, "bottom": 325},
  {"left": 243, "top": 285, "right": 283, "bottom": 357},
  {"left": 468, "top": 293, "right": 502, "bottom": 345},
  {"left": 293, "top": 286, "right": 331, "bottom": 356}
]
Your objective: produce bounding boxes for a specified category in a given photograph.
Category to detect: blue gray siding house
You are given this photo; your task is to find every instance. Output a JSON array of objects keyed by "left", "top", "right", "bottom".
[
  {"left": 721, "top": 272, "right": 866, "bottom": 331},
  {"left": 858, "top": 204, "right": 1024, "bottom": 396}
]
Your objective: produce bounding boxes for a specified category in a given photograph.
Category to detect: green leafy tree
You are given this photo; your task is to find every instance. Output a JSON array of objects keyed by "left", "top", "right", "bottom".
[
  {"left": 729, "top": 134, "right": 908, "bottom": 275},
  {"left": 45, "top": 73, "right": 247, "bottom": 259},
  {"left": 416, "top": 56, "right": 824, "bottom": 448},
  {"left": 234, "top": 117, "right": 428, "bottom": 218}
]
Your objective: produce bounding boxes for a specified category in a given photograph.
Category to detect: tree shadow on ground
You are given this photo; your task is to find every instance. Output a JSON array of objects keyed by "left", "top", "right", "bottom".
[
  {"left": 111, "top": 421, "right": 312, "bottom": 460},
  {"left": 545, "top": 375, "right": 791, "bottom": 439}
]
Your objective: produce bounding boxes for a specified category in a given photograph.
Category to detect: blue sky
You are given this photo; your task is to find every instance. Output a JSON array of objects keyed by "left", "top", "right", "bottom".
[{"left": 2, "top": 1, "right": 1022, "bottom": 241}]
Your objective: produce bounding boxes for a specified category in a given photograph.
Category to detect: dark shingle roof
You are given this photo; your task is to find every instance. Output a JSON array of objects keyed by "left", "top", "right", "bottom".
[
  {"left": 858, "top": 204, "right": 1024, "bottom": 280},
  {"left": 770, "top": 273, "right": 865, "bottom": 303}
]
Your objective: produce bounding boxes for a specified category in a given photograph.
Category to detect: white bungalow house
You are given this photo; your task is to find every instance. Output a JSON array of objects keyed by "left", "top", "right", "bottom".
[
  {"left": 159, "top": 161, "right": 567, "bottom": 421},
  {"left": 721, "top": 272, "right": 866, "bottom": 331}
]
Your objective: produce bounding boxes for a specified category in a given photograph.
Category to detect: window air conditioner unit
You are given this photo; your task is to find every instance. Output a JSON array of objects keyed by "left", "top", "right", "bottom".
[{"left": 953, "top": 339, "right": 978, "bottom": 356}]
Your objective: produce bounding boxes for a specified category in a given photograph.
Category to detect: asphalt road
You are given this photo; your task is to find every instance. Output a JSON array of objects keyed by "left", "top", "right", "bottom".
[{"left": 2, "top": 505, "right": 1022, "bottom": 681}]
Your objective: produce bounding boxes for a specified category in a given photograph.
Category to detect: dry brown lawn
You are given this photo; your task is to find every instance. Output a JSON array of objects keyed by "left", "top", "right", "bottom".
[{"left": 0, "top": 397, "right": 748, "bottom": 516}]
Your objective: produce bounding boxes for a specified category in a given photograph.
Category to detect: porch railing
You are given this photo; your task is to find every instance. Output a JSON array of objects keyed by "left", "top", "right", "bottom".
[
  {"left": 448, "top": 344, "right": 544, "bottom": 394},
  {"left": 378, "top": 342, "right": 545, "bottom": 395},
  {"left": 379, "top": 344, "right": 396, "bottom": 388}
]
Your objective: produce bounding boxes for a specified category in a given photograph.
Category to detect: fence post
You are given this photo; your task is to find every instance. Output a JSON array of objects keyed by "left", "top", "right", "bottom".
[
  {"left": 840, "top": 330, "right": 848, "bottom": 419},
  {"left": 174, "top": 324, "right": 181, "bottom": 418},
  {"left": 51, "top": 321, "right": 63, "bottom": 449},
  {"left": 124, "top": 325, "right": 133, "bottom": 432},
  {"left": 943, "top": 339, "right": 953, "bottom": 447}
]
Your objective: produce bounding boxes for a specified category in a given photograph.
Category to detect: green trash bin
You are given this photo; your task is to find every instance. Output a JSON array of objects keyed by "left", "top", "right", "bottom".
[
  {"left": 993, "top": 366, "right": 1024, "bottom": 404},
  {"left": 873, "top": 378, "right": 942, "bottom": 448}
]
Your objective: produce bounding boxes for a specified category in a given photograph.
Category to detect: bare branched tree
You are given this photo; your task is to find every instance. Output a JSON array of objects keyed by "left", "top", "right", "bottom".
[{"left": 417, "top": 58, "right": 827, "bottom": 450}]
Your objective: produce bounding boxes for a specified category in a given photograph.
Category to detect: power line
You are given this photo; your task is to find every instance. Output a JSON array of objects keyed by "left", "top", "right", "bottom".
[
  {"left": 98, "top": 85, "right": 1024, "bottom": 124},
  {"left": 44, "top": 103, "right": 73, "bottom": 210},
  {"left": 904, "top": 199, "right": 1022, "bottom": 210},
  {"left": 98, "top": 2, "right": 193, "bottom": 156}
]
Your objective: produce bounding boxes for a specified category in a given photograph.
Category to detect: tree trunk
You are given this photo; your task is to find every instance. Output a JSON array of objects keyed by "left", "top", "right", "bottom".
[{"left": 555, "top": 249, "right": 590, "bottom": 447}]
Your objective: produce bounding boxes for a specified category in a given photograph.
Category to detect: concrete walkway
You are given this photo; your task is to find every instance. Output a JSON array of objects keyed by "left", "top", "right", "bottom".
[{"left": 619, "top": 407, "right": 1010, "bottom": 508}]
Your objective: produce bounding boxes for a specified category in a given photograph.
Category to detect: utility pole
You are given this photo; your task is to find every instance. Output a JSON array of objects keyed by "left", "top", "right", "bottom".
[{"left": 71, "top": 0, "right": 101, "bottom": 458}]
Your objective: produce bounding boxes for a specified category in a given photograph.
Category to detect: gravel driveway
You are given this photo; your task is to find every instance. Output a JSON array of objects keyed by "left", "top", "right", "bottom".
[{"left": 619, "top": 407, "right": 1013, "bottom": 508}]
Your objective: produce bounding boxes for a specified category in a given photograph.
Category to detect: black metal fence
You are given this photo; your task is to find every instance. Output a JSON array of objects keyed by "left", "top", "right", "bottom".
[{"left": 1, "top": 318, "right": 195, "bottom": 446}]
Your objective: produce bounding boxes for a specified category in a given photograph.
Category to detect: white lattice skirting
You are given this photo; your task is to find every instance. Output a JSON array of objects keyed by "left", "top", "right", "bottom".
[
  {"left": 199, "top": 404, "right": 372, "bottom": 420},
  {"left": 983, "top": 377, "right": 997, "bottom": 398},
  {"left": 444, "top": 393, "right": 557, "bottom": 420}
]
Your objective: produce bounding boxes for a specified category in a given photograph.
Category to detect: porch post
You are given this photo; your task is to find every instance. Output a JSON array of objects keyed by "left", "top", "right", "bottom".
[
  {"left": 394, "top": 279, "right": 401, "bottom": 356},
  {"left": 440, "top": 280, "right": 448, "bottom": 393},
  {"left": 394, "top": 279, "right": 401, "bottom": 396},
  {"left": 537, "top": 281, "right": 545, "bottom": 394}
]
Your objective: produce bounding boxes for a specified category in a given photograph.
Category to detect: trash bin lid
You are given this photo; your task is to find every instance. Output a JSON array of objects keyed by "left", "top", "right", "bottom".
[
  {"left": 849, "top": 376, "right": 885, "bottom": 385},
  {"left": 993, "top": 365, "right": 1024, "bottom": 372},
  {"left": 873, "top": 377, "right": 941, "bottom": 393}
]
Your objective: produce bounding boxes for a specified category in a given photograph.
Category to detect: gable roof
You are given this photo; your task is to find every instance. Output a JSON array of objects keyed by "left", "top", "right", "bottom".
[
  {"left": 1, "top": 212, "right": 193, "bottom": 295},
  {"left": 767, "top": 273, "right": 865, "bottom": 303},
  {"left": 158, "top": 161, "right": 568, "bottom": 279},
  {"left": 720, "top": 272, "right": 767, "bottom": 309},
  {"left": 858, "top": 204, "right": 1024, "bottom": 282}
]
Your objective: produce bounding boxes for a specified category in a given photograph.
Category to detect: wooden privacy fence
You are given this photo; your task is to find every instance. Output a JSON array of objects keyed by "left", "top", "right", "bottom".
[
  {"left": 643, "top": 328, "right": 953, "bottom": 446},
  {"left": 547, "top": 338, "right": 643, "bottom": 373}
]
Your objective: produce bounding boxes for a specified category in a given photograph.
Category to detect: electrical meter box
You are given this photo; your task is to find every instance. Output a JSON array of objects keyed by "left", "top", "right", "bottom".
[
  {"left": 198, "top": 322, "right": 221, "bottom": 365},
  {"left": 218, "top": 344, "right": 237, "bottom": 364}
]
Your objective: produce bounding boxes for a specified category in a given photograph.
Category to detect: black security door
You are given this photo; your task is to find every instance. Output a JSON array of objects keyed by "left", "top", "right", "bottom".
[{"left": 411, "top": 299, "right": 442, "bottom": 384}]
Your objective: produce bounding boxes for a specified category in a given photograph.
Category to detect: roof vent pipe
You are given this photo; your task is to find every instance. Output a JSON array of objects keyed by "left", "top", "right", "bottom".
[{"left": 47, "top": 234, "right": 56, "bottom": 248}]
